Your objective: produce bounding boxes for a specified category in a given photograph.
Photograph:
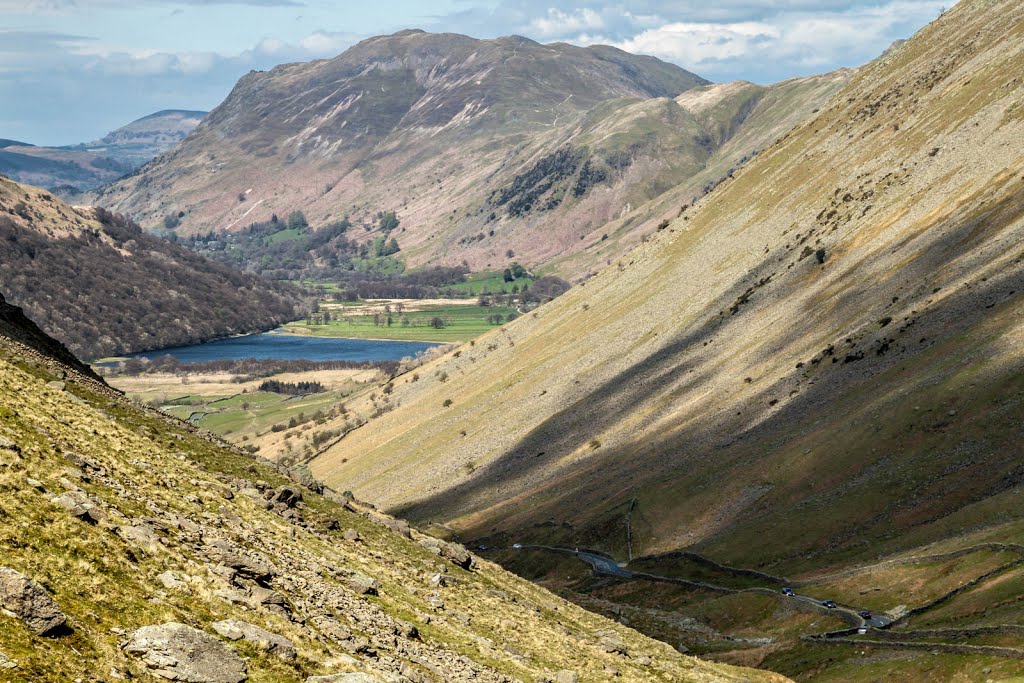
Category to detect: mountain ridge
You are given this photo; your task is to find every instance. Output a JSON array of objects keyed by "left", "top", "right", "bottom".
[{"left": 92, "top": 31, "right": 847, "bottom": 280}]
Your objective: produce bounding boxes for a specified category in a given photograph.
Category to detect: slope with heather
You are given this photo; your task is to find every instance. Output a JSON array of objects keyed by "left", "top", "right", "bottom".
[{"left": 0, "top": 175, "right": 302, "bottom": 359}]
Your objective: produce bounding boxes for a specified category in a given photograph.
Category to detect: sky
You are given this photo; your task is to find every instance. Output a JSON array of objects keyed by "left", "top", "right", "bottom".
[{"left": 1, "top": 0, "right": 954, "bottom": 145}]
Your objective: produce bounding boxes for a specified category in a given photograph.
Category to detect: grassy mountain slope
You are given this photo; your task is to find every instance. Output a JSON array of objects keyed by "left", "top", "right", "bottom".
[
  {"left": 545, "top": 71, "right": 853, "bottom": 278},
  {"left": 93, "top": 31, "right": 843, "bottom": 279},
  {"left": 0, "top": 311, "right": 781, "bottom": 682},
  {"left": 0, "top": 176, "right": 301, "bottom": 359},
  {"left": 313, "top": 0, "right": 1024, "bottom": 575}
]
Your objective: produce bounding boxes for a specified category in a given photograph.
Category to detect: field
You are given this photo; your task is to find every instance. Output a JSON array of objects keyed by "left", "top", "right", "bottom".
[
  {"left": 445, "top": 270, "right": 536, "bottom": 296},
  {"left": 283, "top": 298, "right": 520, "bottom": 342},
  {"left": 108, "top": 367, "right": 383, "bottom": 454}
]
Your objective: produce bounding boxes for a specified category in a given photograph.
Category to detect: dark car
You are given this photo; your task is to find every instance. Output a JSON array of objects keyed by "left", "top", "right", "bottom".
[
  {"left": 859, "top": 610, "right": 872, "bottom": 619},
  {"left": 782, "top": 587, "right": 795, "bottom": 596},
  {"left": 822, "top": 600, "right": 838, "bottom": 609}
]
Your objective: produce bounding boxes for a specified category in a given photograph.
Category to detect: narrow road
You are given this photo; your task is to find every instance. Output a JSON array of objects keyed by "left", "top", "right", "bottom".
[{"left": 513, "top": 544, "right": 891, "bottom": 630}]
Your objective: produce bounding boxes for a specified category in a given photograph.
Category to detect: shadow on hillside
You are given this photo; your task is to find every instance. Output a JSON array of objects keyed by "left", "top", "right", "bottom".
[{"left": 393, "top": 181, "right": 1024, "bottom": 567}]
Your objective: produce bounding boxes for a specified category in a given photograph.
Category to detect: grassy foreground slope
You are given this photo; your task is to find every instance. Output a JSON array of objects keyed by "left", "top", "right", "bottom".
[
  {"left": 314, "top": 0, "right": 1024, "bottom": 574},
  {"left": 0, "top": 300, "right": 780, "bottom": 681}
]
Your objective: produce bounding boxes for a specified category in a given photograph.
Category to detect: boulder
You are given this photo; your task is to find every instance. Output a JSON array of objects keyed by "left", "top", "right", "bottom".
[
  {"left": 156, "top": 571, "right": 190, "bottom": 592},
  {"left": 598, "top": 632, "right": 627, "bottom": 655},
  {"left": 124, "top": 622, "right": 247, "bottom": 683},
  {"left": 0, "top": 436, "right": 20, "bottom": 453},
  {"left": 419, "top": 538, "right": 474, "bottom": 570},
  {"left": 270, "top": 486, "right": 302, "bottom": 508},
  {"left": 555, "top": 671, "right": 579, "bottom": 683},
  {"left": 369, "top": 512, "right": 411, "bottom": 539},
  {"left": 0, "top": 567, "right": 67, "bottom": 636},
  {"left": 439, "top": 542, "right": 474, "bottom": 570},
  {"left": 305, "top": 674, "right": 383, "bottom": 683},
  {"left": 342, "top": 529, "right": 361, "bottom": 542},
  {"left": 203, "top": 539, "right": 276, "bottom": 584},
  {"left": 345, "top": 572, "right": 380, "bottom": 596},
  {"left": 117, "top": 524, "right": 160, "bottom": 548},
  {"left": 287, "top": 464, "right": 324, "bottom": 494},
  {"left": 211, "top": 619, "right": 295, "bottom": 661},
  {"left": 50, "top": 490, "right": 105, "bottom": 524}
]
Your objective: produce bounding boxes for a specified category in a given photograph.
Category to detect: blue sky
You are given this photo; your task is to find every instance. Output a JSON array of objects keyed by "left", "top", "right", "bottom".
[{"left": 1, "top": 0, "right": 953, "bottom": 145}]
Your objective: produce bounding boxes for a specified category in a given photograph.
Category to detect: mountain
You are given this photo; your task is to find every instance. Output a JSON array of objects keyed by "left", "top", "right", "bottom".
[
  {"left": 0, "top": 305, "right": 782, "bottom": 682},
  {"left": 93, "top": 32, "right": 844, "bottom": 279},
  {"left": 307, "top": 1, "right": 1024, "bottom": 677},
  {"left": 71, "top": 109, "right": 208, "bottom": 167},
  {"left": 0, "top": 175, "right": 301, "bottom": 359},
  {"left": 0, "top": 110, "right": 205, "bottom": 194}
]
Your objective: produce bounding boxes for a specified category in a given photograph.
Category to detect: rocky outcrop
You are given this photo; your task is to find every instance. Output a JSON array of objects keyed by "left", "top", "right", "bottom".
[
  {"left": 418, "top": 537, "right": 475, "bottom": 570},
  {"left": 0, "top": 567, "right": 67, "bottom": 636},
  {"left": 203, "top": 539, "right": 276, "bottom": 584},
  {"left": 0, "top": 291, "right": 99, "bottom": 379},
  {"left": 124, "top": 622, "right": 248, "bottom": 683},
  {"left": 211, "top": 619, "right": 296, "bottom": 661}
]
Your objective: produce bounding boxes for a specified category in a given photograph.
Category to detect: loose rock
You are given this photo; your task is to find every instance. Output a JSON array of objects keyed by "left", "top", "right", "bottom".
[
  {"left": 211, "top": 619, "right": 296, "bottom": 661},
  {"left": 0, "top": 567, "right": 67, "bottom": 636},
  {"left": 288, "top": 463, "right": 324, "bottom": 494},
  {"left": 50, "top": 490, "right": 105, "bottom": 524},
  {"left": 124, "top": 622, "right": 247, "bottom": 683}
]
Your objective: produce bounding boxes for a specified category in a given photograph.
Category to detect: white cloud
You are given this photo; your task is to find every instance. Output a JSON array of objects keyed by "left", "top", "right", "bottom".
[
  {"left": 562, "top": 0, "right": 949, "bottom": 78},
  {"left": 615, "top": 20, "right": 778, "bottom": 65},
  {"left": 530, "top": 8, "right": 606, "bottom": 37},
  {"left": 297, "top": 30, "right": 360, "bottom": 55}
]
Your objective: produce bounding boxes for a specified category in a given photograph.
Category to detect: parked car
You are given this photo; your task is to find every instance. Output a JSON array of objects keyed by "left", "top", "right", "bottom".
[
  {"left": 859, "top": 610, "right": 872, "bottom": 619},
  {"left": 782, "top": 587, "right": 795, "bottom": 596},
  {"left": 822, "top": 600, "right": 838, "bottom": 609},
  {"left": 511, "top": 543, "right": 523, "bottom": 549}
]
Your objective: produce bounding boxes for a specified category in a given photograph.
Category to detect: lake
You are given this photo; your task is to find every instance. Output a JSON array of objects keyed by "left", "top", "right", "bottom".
[{"left": 122, "top": 332, "right": 440, "bottom": 364}]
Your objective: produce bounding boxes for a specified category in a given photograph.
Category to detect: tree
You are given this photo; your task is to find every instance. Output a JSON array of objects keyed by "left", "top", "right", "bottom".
[
  {"left": 503, "top": 268, "right": 514, "bottom": 282},
  {"left": 378, "top": 211, "right": 400, "bottom": 232},
  {"left": 287, "top": 210, "right": 308, "bottom": 230},
  {"left": 430, "top": 316, "right": 445, "bottom": 328}
]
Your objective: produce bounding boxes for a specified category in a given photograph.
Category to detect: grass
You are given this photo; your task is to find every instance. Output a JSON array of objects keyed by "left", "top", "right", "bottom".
[
  {"left": 446, "top": 271, "right": 535, "bottom": 296},
  {"left": 106, "top": 368, "right": 381, "bottom": 448},
  {"left": 0, "top": 339, "right": 770, "bottom": 683},
  {"left": 284, "top": 303, "right": 519, "bottom": 343}
]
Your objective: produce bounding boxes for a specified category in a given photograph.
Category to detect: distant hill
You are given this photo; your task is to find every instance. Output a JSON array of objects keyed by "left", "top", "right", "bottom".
[
  {"left": 0, "top": 110, "right": 205, "bottom": 194},
  {"left": 68, "top": 109, "right": 208, "bottom": 167},
  {"left": 93, "top": 31, "right": 740, "bottom": 277},
  {"left": 0, "top": 175, "right": 300, "bottom": 359},
  {"left": 93, "top": 32, "right": 852, "bottom": 280}
]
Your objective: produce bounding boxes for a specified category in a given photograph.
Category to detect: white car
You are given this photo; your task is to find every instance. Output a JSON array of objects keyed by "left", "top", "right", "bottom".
[{"left": 512, "top": 543, "right": 523, "bottom": 549}]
